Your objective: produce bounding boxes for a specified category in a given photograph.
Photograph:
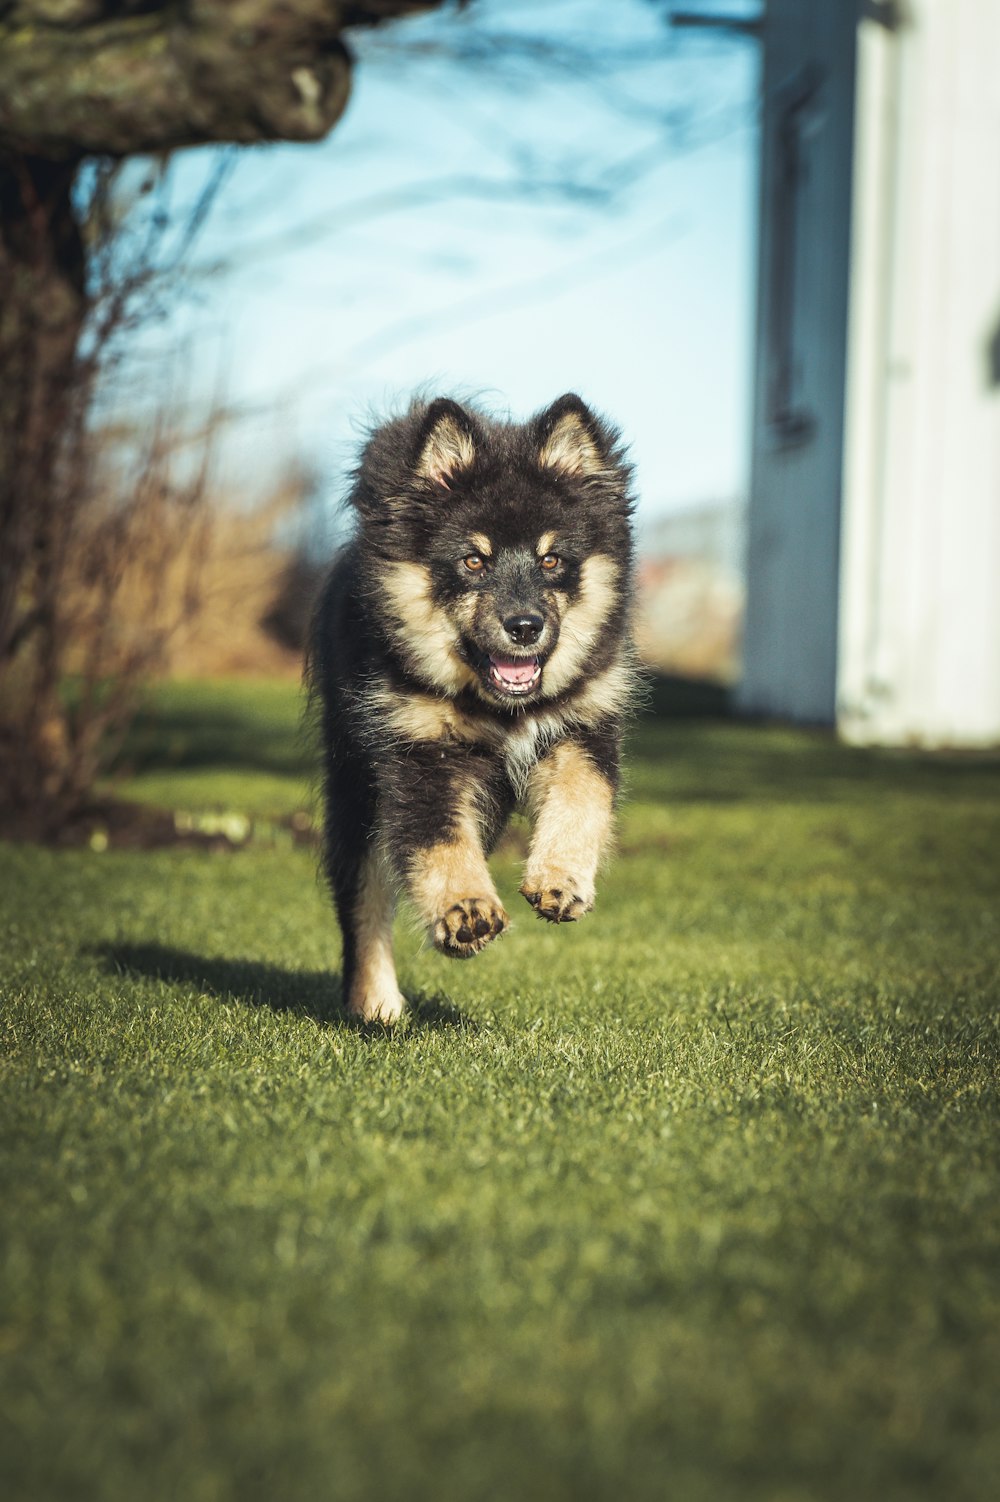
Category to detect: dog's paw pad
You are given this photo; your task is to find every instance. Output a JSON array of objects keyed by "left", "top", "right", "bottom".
[
  {"left": 520, "top": 884, "right": 591, "bottom": 924},
  {"left": 434, "top": 898, "right": 507, "bottom": 958}
]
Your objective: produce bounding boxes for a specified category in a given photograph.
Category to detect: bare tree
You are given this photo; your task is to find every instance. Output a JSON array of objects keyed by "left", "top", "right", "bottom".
[{"left": 0, "top": 1, "right": 446, "bottom": 830}]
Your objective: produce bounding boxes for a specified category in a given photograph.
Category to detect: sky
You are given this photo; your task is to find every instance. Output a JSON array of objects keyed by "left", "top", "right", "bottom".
[{"left": 118, "top": 0, "right": 762, "bottom": 532}]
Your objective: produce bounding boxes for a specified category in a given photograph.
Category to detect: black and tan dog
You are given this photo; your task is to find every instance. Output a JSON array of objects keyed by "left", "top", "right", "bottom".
[{"left": 308, "top": 393, "right": 636, "bottom": 1023}]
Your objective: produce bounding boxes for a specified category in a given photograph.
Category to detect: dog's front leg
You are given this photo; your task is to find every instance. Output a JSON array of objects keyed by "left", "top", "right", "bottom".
[
  {"left": 383, "top": 746, "right": 510, "bottom": 959},
  {"left": 521, "top": 735, "right": 617, "bottom": 923}
]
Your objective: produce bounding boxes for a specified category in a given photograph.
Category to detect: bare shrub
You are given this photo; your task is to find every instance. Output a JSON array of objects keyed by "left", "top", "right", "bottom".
[
  {"left": 0, "top": 159, "right": 227, "bottom": 838},
  {"left": 155, "top": 472, "right": 319, "bottom": 680},
  {"left": 0, "top": 422, "right": 213, "bottom": 835}
]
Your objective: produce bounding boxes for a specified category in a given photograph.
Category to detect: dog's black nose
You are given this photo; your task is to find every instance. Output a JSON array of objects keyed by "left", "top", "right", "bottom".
[{"left": 503, "top": 613, "right": 543, "bottom": 646}]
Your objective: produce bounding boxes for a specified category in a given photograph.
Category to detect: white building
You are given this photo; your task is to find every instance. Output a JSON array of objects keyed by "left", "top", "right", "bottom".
[{"left": 739, "top": 0, "right": 1000, "bottom": 746}]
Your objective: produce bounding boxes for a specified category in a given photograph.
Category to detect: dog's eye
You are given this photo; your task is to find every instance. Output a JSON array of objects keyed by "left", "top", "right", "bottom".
[
  {"left": 463, "top": 554, "right": 486, "bottom": 573},
  {"left": 540, "top": 553, "right": 560, "bottom": 571}
]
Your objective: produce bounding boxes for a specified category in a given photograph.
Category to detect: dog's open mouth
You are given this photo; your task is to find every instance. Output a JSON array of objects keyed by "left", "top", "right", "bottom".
[{"left": 487, "top": 653, "right": 541, "bottom": 695}]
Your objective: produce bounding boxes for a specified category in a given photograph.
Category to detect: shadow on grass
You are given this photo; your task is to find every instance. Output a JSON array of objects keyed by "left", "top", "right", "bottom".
[
  {"left": 113, "top": 671, "right": 998, "bottom": 818},
  {"left": 629, "top": 673, "right": 1000, "bottom": 806},
  {"left": 96, "top": 942, "right": 475, "bottom": 1033},
  {"left": 117, "top": 708, "right": 312, "bottom": 779},
  {"left": 640, "top": 672, "right": 734, "bottom": 721}
]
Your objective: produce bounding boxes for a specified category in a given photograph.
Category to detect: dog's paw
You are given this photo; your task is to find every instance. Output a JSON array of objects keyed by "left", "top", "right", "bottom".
[
  {"left": 433, "top": 897, "right": 508, "bottom": 958},
  {"left": 520, "top": 880, "right": 593, "bottom": 924},
  {"left": 348, "top": 987, "right": 406, "bottom": 1026}
]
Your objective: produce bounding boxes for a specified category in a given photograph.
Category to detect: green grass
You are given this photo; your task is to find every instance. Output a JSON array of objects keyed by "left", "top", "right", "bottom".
[{"left": 2, "top": 678, "right": 999, "bottom": 1502}]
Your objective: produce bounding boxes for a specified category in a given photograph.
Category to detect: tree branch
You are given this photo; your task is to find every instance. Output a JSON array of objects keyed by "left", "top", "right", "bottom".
[{"left": 0, "top": 1, "right": 443, "bottom": 159}]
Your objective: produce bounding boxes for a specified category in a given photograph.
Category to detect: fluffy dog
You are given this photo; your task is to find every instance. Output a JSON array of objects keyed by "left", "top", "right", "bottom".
[{"left": 308, "top": 394, "right": 636, "bottom": 1023}]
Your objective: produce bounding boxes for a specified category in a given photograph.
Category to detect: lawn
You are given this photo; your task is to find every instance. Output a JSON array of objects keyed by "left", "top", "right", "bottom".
[{"left": 1, "top": 677, "right": 998, "bottom": 1502}]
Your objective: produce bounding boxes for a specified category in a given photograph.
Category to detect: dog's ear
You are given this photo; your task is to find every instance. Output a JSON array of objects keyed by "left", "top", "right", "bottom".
[
  {"left": 413, "top": 399, "right": 477, "bottom": 487},
  {"left": 536, "top": 394, "right": 608, "bottom": 479}
]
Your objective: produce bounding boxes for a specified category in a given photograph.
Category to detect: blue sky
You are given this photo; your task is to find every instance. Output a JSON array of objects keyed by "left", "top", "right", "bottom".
[{"left": 135, "top": 0, "right": 761, "bottom": 527}]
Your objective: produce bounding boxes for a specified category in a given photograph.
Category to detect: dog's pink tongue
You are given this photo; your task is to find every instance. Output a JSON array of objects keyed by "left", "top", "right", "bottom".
[{"left": 491, "top": 654, "right": 537, "bottom": 685}]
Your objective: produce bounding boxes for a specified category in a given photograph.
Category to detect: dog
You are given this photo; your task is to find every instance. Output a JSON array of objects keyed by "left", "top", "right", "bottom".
[{"left": 308, "top": 393, "right": 636, "bottom": 1023}]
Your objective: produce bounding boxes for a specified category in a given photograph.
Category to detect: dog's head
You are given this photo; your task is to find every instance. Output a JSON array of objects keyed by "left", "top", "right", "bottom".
[{"left": 353, "top": 394, "right": 634, "bottom": 706}]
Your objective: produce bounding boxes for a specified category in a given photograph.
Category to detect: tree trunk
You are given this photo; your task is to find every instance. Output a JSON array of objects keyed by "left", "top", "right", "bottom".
[{"left": 0, "top": 154, "right": 86, "bottom": 673}]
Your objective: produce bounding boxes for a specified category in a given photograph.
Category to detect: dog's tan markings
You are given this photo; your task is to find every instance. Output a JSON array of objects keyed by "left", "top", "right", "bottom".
[
  {"left": 452, "top": 592, "right": 479, "bottom": 633},
  {"left": 383, "top": 561, "right": 478, "bottom": 695},
  {"left": 383, "top": 692, "right": 456, "bottom": 744},
  {"left": 537, "top": 531, "right": 558, "bottom": 557},
  {"left": 406, "top": 790, "right": 508, "bottom": 958},
  {"left": 546, "top": 589, "right": 568, "bottom": 624},
  {"left": 347, "top": 847, "right": 405, "bottom": 1025},
  {"left": 539, "top": 411, "right": 606, "bottom": 478},
  {"left": 566, "top": 649, "right": 635, "bottom": 724},
  {"left": 521, "top": 740, "right": 614, "bottom": 923},
  {"left": 372, "top": 689, "right": 488, "bottom": 747},
  {"left": 540, "top": 555, "right": 619, "bottom": 698},
  {"left": 468, "top": 532, "right": 493, "bottom": 557},
  {"left": 416, "top": 411, "right": 476, "bottom": 484},
  {"left": 364, "top": 682, "right": 509, "bottom": 753}
]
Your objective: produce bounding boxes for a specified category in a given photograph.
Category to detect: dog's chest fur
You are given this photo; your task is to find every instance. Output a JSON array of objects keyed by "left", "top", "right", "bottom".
[{"left": 500, "top": 715, "right": 564, "bottom": 799}]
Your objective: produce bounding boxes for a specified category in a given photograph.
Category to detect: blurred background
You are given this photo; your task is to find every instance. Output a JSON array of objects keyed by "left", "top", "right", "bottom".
[{"left": 1, "top": 0, "right": 997, "bottom": 836}]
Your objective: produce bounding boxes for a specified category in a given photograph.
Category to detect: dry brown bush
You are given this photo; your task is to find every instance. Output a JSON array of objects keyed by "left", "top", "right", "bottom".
[
  {"left": 0, "top": 158, "right": 313, "bottom": 841},
  {"left": 0, "top": 421, "right": 210, "bottom": 832},
  {"left": 0, "top": 438, "right": 318, "bottom": 837},
  {"left": 138, "top": 476, "right": 313, "bottom": 681}
]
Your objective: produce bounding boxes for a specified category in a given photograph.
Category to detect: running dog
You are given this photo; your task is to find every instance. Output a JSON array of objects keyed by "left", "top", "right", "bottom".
[{"left": 308, "top": 393, "right": 636, "bottom": 1023}]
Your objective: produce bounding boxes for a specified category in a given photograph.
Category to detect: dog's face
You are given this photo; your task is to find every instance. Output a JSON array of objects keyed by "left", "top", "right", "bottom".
[
  {"left": 436, "top": 520, "right": 580, "bottom": 702},
  {"left": 360, "top": 394, "right": 633, "bottom": 706}
]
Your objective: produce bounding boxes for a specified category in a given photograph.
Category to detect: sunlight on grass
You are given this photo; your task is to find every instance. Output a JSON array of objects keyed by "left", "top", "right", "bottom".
[{"left": 2, "top": 678, "right": 999, "bottom": 1502}]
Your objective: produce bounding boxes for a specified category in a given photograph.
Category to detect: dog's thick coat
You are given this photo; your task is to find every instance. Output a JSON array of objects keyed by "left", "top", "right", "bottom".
[{"left": 309, "top": 394, "right": 635, "bottom": 1022}]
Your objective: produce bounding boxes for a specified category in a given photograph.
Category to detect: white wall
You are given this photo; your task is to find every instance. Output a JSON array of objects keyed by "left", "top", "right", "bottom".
[{"left": 838, "top": 0, "right": 1000, "bottom": 746}]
